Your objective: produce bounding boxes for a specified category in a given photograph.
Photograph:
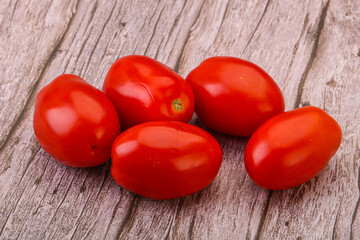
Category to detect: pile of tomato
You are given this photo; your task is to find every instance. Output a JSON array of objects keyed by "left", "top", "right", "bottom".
[{"left": 33, "top": 55, "right": 342, "bottom": 200}]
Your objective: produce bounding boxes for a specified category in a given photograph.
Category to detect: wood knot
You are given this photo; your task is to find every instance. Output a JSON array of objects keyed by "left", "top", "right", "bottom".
[
  {"left": 326, "top": 78, "right": 337, "bottom": 87},
  {"left": 80, "top": 185, "right": 86, "bottom": 193}
]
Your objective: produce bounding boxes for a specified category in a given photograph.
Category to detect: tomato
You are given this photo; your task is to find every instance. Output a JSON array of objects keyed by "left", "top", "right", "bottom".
[
  {"left": 111, "top": 121, "right": 223, "bottom": 200},
  {"left": 102, "top": 55, "right": 195, "bottom": 129},
  {"left": 186, "top": 56, "right": 285, "bottom": 136},
  {"left": 33, "top": 74, "right": 120, "bottom": 167},
  {"left": 244, "top": 106, "right": 342, "bottom": 190}
]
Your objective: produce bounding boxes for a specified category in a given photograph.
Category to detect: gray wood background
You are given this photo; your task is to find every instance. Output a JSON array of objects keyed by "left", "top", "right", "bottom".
[{"left": 0, "top": 0, "right": 359, "bottom": 239}]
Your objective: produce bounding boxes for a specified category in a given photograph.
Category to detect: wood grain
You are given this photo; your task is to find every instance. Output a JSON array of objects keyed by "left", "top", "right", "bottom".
[
  {"left": 0, "top": 0, "right": 76, "bottom": 150},
  {"left": 0, "top": 0, "right": 359, "bottom": 239}
]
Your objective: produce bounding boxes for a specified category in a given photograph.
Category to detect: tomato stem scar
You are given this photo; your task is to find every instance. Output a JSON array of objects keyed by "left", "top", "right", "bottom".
[{"left": 172, "top": 98, "right": 182, "bottom": 112}]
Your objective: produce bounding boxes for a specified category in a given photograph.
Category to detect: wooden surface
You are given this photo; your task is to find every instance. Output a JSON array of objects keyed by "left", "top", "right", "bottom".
[{"left": 0, "top": 0, "right": 359, "bottom": 239}]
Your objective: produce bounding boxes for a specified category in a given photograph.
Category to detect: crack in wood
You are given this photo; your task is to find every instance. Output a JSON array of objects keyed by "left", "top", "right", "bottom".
[
  {"left": 206, "top": 0, "right": 231, "bottom": 52},
  {"left": 245, "top": 192, "right": 259, "bottom": 240},
  {"left": 166, "top": 197, "right": 188, "bottom": 238},
  {"left": 254, "top": 190, "right": 273, "bottom": 240},
  {"left": 79, "top": 172, "right": 91, "bottom": 193},
  {"left": 154, "top": 37, "right": 164, "bottom": 60},
  {"left": 242, "top": 0, "right": 271, "bottom": 55},
  {"left": 294, "top": 0, "right": 330, "bottom": 108},
  {"left": 284, "top": 13, "right": 309, "bottom": 83},
  {"left": 83, "top": 0, "right": 122, "bottom": 76},
  {"left": 187, "top": 212, "right": 197, "bottom": 240},
  {"left": 350, "top": 166, "right": 360, "bottom": 240},
  {"left": 331, "top": 199, "right": 342, "bottom": 240},
  {"left": 115, "top": 194, "right": 139, "bottom": 239},
  {"left": 130, "top": 1, "right": 165, "bottom": 56},
  {"left": 46, "top": 169, "right": 79, "bottom": 228},
  {"left": 69, "top": 223, "right": 80, "bottom": 240},
  {"left": 50, "top": 167, "right": 68, "bottom": 201},
  {"left": 93, "top": 164, "right": 111, "bottom": 202},
  {"left": 10, "top": 146, "right": 40, "bottom": 191},
  {"left": 144, "top": 2, "right": 168, "bottom": 57},
  {"left": 9, "top": 0, "right": 20, "bottom": 22},
  {"left": 67, "top": 216, "right": 98, "bottom": 240},
  {"left": 69, "top": 191, "right": 93, "bottom": 239},
  {"left": 0, "top": 181, "right": 30, "bottom": 236},
  {"left": 75, "top": 169, "right": 92, "bottom": 200},
  {"left": 33, "top": 170, "right": 51, "bottom": 215},
  {"left": 164, "top": 199, "right": 181, "bottom": 240},
  {"left": 82, "top": 219, "right": 99, "bottom": 239},
  {"left": 74, "top": 2, "right": 99, "bottom": 74},
  {"left": 15, "top": 219, "right": 26, "bottom": 239},
  {"left": 166, "top": 0, "right": 185, "bottom": 46},
  {"left": 33, "top": 157, "right": 51, "bottom": 190},
  {"left": 103, "top": 198, "right": 122, "bottom": 239},
  {"left": 173, "top": 0, "right": 206, "bottom": 73},
  {"left": 44, "top": 0, "right": 56, "bottom": 20}
]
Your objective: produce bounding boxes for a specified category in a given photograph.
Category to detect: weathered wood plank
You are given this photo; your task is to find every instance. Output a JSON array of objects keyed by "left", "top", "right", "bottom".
[
  {"left": 1, "top": 0, "right": 207, "bottom": 239},
  {"left": 175, "top": 0, "right": 359, "bottom": 239},
  {"left": 257, "top": 0, "right": 360, "bottom": 239},
  {"left": 0, "top": 0, "right": 359, "bottom": 239},
  {"left": 0, "top": 0, "right": 77, "bottom": 149}
]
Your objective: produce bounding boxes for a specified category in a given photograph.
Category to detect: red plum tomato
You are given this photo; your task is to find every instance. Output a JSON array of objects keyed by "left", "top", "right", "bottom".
[
  {"left": 102, "top": 55, "right": 195, "bottom": 129},
  {"left": 186, "top": 57, "right": 285, "bottom": 136},
  {"left": 111, "top": 121, "right": 223, "bottom": 200},
  {"left": 244, "top": 106, "right": 342, "bottom": 190},
  {"left": 33, "top": 74, "right": 120, "bottom": 167}
]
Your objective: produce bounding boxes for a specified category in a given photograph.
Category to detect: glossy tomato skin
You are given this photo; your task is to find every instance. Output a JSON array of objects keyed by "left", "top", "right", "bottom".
[
  {"left": 186, "top": 57, "right": 285, "bottom": 136},
  {"left": 111, "top": 121, "right": 223, "bottom": 200},
  {"left": 33, "top": 74, "right": 120, "bottom": 167},
  {"left": 244, "top": 106, "right": 342, "bottom": 190},
  {"left": 102, "top": 55, "right": 195, "bottom": 129}
]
